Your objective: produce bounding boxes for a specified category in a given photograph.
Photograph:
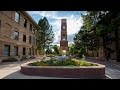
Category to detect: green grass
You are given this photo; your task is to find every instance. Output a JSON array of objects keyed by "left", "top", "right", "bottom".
[{"left": 29, "top": 58, "right": 98, "bottom": 66}]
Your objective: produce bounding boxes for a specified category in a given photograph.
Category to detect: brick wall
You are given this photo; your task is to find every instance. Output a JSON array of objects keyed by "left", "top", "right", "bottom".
[
  {"left": 0, "top": 11, "right": 39, "bottom": 61},
  {"left": 21, "top": 65, "right": 105, "bottom": 79}
]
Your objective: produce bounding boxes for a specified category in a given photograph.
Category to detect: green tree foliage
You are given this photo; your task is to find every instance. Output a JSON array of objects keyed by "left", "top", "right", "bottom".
[
  {"left": 73, "top": 11, "right": 109, "bottom": 57},
  {"left": 37, "top": 17, "right": 54, "bottom": 55},
  {"left": 45, "top": 47, "right": 53, "bottom": 55},
  {"left": 52, "top": 45, "right": 59, "bottom": 55},
  {"left": 74, "top": 11, "right": 120, "bottom": 61},
  {"left": 69, "top": 44, "right": 76, "bottom": 55}
]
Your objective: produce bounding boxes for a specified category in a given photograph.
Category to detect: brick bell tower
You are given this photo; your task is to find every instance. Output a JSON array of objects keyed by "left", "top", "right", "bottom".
[{"left": 60, "top": 19, "right": 68, "bottom": 54}]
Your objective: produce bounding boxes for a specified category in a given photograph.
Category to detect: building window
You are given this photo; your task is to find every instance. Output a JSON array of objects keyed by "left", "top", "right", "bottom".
[
  {"left": 14, "top": 31, "right": 19, "bottom": 40},
  {"left": 23, "top": 34, "right": 26, "bottom": 42},
  {"left": 24, "top": 18, "right": 27, "bottom": 28},
  {"left": 29, "top": 36, "right": 32, "bottom": 44},
  {"left": 29, "top": 48, "right": 31, "bottom": 55},
  {"left": 32, "top": 48, "right": 34, "bottom": 55},
  {"left": 30, "top": 24, "right": 32, "bottom": 31},
  {"left": 14, "top": 46, "right": 18, "bottom": 56},
  {"left": 23, "top": 48, "right": 26, "bottom": 55},
  {"left": 15, "top": 11, "right": 20, "bottom": 23},
  {"left": 4, "top": 45, "right": 10, "bottom": 56}
]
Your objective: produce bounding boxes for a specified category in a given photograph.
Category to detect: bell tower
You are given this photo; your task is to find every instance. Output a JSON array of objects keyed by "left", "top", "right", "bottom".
[{"left": 60, "top": 19, "right": 68, "bottom": 54}]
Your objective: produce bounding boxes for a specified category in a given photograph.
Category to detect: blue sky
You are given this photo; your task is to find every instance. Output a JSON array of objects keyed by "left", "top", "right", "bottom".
[{"left": 27, "top": 11, "right": 86, "bottom": 46}]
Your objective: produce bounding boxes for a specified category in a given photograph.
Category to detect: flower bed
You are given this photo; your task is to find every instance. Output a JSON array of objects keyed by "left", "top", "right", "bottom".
[
  {"left": 29, "top": 59, "right": 97, "bottom": 66},
  {"left": 20, "top": 59, "right": 105, "bottom": 79}
]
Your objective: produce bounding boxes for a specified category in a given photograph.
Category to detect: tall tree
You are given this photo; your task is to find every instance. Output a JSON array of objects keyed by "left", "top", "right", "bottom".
[
  {"left": 74, "top": 11, "right": 109, "bottom": 57},
  {"left": 37, "top": 17, "right": 54, "bottom": 55}
]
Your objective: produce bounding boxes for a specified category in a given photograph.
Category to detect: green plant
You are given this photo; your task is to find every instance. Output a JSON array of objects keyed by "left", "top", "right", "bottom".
[
  {"left": 78, "top": 60, "right": 97, "bottom": 66},
  {"left": 78, "top": 47, "right": 86, "bottom": 58},
  {"left": 30, "top": 58, "right": 97, "bottom": 66},
  {"left": 30, "top": 61, "right": 48, "bottom": 66},
  {"left": 2, "top": 57, "right": 18, "bottom": 62}
]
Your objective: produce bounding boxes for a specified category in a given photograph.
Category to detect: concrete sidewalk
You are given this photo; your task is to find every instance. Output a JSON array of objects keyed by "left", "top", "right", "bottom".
[{"left": 0, "top": 57, "right": 70, "bottom": 79}]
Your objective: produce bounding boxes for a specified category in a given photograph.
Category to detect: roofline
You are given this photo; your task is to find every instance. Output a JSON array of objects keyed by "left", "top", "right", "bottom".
[{"left": 20, "top": 11, "right": 40, "bottom": 30}]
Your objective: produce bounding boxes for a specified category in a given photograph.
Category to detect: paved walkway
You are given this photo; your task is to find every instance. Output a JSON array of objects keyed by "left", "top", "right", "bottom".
[
  {"left": 86, "top": 57, "right": 120, "bottom": 79},
  {"left": 0, "top": 57, "right": 69, "bottom": 79}
]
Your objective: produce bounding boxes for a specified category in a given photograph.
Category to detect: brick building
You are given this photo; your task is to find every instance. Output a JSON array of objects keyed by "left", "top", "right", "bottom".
[{"left": 0, "top": 11, "right": 40, "bottom": 62}]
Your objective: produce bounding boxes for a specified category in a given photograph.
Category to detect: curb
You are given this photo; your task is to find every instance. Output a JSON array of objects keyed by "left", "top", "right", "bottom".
[{"left": 105, "top": 75, "right": 113, "bottom": 79}]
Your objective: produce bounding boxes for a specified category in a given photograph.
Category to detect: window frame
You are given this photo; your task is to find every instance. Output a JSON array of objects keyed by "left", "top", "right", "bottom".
[
  {"left": 23, "top": 47, "right": 26, "bottom": 55},
  {"left": 14, "top": 46, "right": 18, "bottom": 56},
  {"left": 23, "top": 34, "right": 26, "bottom": 42},
  {"left": 24, "top": 18, "right": 27, "bottom": 28},
  {"left": 15, "top": 11, "right": 20, "bottom": 23},
  {"left": 30, "top": 23, "right": 32, "bottom": 31},
  {"left": 29, "top": 36, "right": 32, "bottom": 44},
  {"left": 29, "top": 48, "right": 31, "bottom": 55},
  {"left": 4, "top": 45, "right": 10, "bottom": 56},
  {"left": 13, "top": 31, "right": 19, "bottom": 40}
]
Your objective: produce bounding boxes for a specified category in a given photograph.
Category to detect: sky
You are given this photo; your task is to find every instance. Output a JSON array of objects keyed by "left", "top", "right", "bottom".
[{"left": 27, "top": 11, "right": 86, "bottom": 46}]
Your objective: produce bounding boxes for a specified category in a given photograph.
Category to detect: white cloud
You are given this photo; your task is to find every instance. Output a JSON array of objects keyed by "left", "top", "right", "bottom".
[
  {"left": 67, "top": 17, "right": 83, "bottom": 35},
  {"left": 28, "top": 11, "right": 58, "bottom": 18}
]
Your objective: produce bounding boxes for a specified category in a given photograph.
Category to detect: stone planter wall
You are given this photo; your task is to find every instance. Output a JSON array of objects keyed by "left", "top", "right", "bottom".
[{"left": 20, "top": 64, "right": 105, "bottom": 79}]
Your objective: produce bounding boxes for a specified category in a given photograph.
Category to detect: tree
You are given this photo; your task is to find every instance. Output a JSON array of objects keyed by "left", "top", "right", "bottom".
[
  {"left": 69, "top": 44, "right": 75, "bottom": 55},
  {"left": 52, "top": 45, "right": 59, "bottom": 55},
  {"left": 79, "top": 11, "right": 120, "bottom": 61},
  {"left": 45, "top": 46, "right": 53, "bottom": 55},
  {"left": 37, "top": 17, "right": 54, "bottom": 55},
  {"left": 74, "top": 11, "right": 109, "bottom": 57}
]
